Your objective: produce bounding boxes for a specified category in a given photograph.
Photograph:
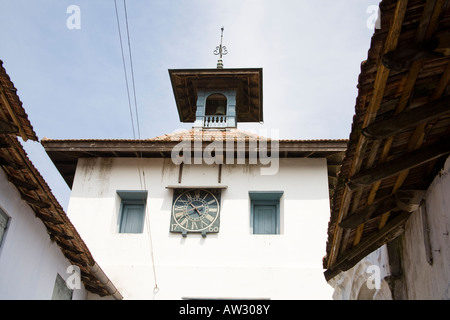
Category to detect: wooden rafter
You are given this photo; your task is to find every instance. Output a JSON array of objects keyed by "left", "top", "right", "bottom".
[
  {"left": 0, "top": 88, "right": 28, "bottom": 141},
  {"left": 376, "top": 0, "right": 450, "bottom": 231},
  {"left": 0, "top": 118, "right": 18, "bottom": 135},
  {"left": 362, "top": 94, "right": 450, "bottom": 139},
  {"left": 326, "top": 0, "right": 450, "bottom": 275},
  {"left": 325, "top": 211, "right": 411, "bottom": 281},
  {"left": 326, "top": 0, "right": 409, "bottom": 269},
  {"left": 339, "top": 190, "right": 425, "bottom": 229},
  {"left": 348, "top": 139, "right": 450, "bottom": 189},
  {"left": 7, "top": 175, "right": 38, "bottom": 191}
]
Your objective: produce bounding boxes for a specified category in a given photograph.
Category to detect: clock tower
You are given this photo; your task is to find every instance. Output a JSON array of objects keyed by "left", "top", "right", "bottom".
[
  {"left": 168, "top": 68, "right": 263, "bottom": 129},
  {"left": 168, "top": 29, "right": 263, "bottom": 130}
]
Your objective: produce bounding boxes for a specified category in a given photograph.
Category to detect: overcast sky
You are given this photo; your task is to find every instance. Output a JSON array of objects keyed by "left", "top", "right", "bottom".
[{"left": 0, "top": 0, "right": 379, "bottom": 209}]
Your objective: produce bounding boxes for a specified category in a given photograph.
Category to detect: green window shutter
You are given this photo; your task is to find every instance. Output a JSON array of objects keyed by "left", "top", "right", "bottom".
[
  {"left": 249, "top": 191, "right": 283, "bottom": 235},
  {"left": 253, "top": 204, "right": 277, "bottom": 234},
  {"left": 117, "top": 190, "right": 148, "bottom": 234},
  {"left": 119, "top": 204, "right": 145, "bottom": 233}
]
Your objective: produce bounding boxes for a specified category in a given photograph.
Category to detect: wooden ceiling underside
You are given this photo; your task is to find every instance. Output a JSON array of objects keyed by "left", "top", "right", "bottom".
[
  {"left": 324, "top": 0, "right": 450, "bottom": 280},
  {"left": 169, "top": 68, "right": 263, "bottom": 123},
  {"left": 42, "top": 138, "right": 347, "bottom": 196}
]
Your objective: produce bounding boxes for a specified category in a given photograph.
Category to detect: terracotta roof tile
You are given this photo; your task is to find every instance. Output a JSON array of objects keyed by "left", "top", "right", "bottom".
[{"left": 151, "top": 128, "right": 269, "bottom": 142}]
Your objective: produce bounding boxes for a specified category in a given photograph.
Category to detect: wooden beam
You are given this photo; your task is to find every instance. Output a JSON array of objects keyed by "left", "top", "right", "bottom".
[
  {"left": 0, "top": 157, "right": 24, "bottom": 170},
  {"left": 21, "top": 194, "right": 51, "bottom": 208},
  {"left": 56, "top": 240, "right": 84, "bottom": 254},
  {"left": 46, "top": 225, "right": 74, "bottom": 240},
  {"left": 0, "top": 119, "right": 18, "bottom": 135},
  {"left": 395, "top": 190, "right": 426, "bottom": 212},
  {"left": 326, "top": 0, "right": 409, "bottom": 269},
  {"left": 348, "top": 139, "right": 450, "bottom": 189},
  {"left": 362, "top": 94, "right": 450, "bottom": 139},
  {"left": 339, "top": 190, "right": 425, "bottom": 229},
  {"left": 353, "top": 59, "right": 424, "bottom": 245},
  {"left": 0, "top": 89, "right": 28, "bottom": 141},
  {"left": 34, "top": 211, "right": 64, "bottom": 225},
  {"left": 339, "top": 196, "right": 397, "bottom": 229},
  {"left": 7, "top": 175, "right": 38, "bottom": 190},
  {"left": 381, "top": 37, "right": 441, "bottom": 71},
  {"left": 65, "top": 253, "right": 88, "bottom": 266},
  {"left": 340, "top": 0, "right": 448, "bottom": 251}
]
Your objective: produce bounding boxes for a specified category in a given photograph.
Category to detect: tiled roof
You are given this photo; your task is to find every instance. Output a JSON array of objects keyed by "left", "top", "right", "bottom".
[
  {"left": 151, "top": 128, "right": 271, "bottom": 142},
  {"left": 0, "top": 60, "right": 38, "bottom": 141},
  {"left": 41, "top": 128, "right": 347, "bottom": 144}
]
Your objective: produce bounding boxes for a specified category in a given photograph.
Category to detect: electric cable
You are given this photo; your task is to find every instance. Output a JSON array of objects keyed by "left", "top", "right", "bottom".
[{"left": 114, "top": 0, "right": 158, "bottom": 294}]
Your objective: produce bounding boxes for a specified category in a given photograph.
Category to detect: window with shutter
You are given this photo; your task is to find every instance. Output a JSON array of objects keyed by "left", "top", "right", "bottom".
[
  {"left": 249, "top": 191, "right": 283, "bottom": 235},
  {"left": 117, "top": 190, "right": 148, "bottom": 234},
  {"left": 119, "top": 203, "right": 145, "bottom": 233},
  {"left": 253, "top": 204, "right": 277, "bottom": 234}
]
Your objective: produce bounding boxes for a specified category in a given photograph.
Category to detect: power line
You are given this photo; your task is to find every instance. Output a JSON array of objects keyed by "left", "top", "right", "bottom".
[
  {"left": 113, "top": 0, "right": 136, "bottom": 140},
  {"left": 123, "top": 0, "right": 142, "bottom": 140},
  {"left": 114, "top": 0, "right": 158, "bottom": 294}
]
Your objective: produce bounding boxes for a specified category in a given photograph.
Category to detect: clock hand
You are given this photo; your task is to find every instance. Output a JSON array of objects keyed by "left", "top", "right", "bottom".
[
  {"left": 188, "top": 203, "right": 204, "bottom": 216},
  {"left": 194, "top": 207, "right": 202, "bottom": 216}
]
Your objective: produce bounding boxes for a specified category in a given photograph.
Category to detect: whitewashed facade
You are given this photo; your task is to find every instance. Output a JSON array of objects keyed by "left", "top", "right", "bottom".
[
  {"left": 65, "top": 156, "right": 336, "bottom": 299},
  {"left": 42, "top": 66, "right": 347, "bottom": 299},
  {"left": 401, "top": 155, "right": 450, "bottom": 299},
  {"left": 0, "top": 167, "right": 89, "bottom": 299}
]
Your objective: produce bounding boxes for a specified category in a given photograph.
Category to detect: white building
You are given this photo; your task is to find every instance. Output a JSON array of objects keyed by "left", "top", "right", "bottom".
[
  {"left": 0, "top": 60, "right": 121, "bottom": 300},
  {"left": 43, "top": 67, "right": 347, "bottom": 299}
]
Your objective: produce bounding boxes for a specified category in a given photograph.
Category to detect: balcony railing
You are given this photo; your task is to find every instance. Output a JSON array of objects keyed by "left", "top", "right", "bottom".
[{"left": 204, "top": 115, "right": 227, "bottom": 128}]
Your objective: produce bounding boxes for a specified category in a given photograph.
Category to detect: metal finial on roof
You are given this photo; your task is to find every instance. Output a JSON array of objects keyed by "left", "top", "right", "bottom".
[{"left": 213, "top": 27, "right": 228, "bottom": 69}]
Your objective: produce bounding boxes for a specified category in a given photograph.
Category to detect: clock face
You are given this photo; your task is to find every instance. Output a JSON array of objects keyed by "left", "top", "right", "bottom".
[{"left": 170, "top": 189, "right": 220, "bottom": 234}]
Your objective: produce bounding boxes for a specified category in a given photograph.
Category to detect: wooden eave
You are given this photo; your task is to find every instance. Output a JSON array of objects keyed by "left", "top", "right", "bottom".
[
  {"left": 41, "top": 138, "right": 347, "bottom": 200},
  {"left": 0, "top": 63, "right": 121, "bottom": 299},
  {"left": 324, "top": 0, "right": 450, "bottom": 281},
  {"left": 0, "top": 135, "right": 121, "bottom": 297},
  {"left": 168, "top": 68, "right": 263, "bottom": 123},
  {"left": 0, "top": 60, "right": 38, "bottom": 142}
]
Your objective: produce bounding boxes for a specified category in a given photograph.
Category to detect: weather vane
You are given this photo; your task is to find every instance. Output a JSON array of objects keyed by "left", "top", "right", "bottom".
[{"left": 214, "top": 27, "right": 228, "bottom": 69}]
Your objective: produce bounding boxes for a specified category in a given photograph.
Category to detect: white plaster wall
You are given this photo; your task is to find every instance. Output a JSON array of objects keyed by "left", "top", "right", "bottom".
[
  {"left": 0, "top": 168, "right": 88, "bottom": 300},
  {"left": 67, "top": 157, "right": 334, "bottom": 299},
  {"left": 402, "top": 156, "right": 450, "bottom": 299}
]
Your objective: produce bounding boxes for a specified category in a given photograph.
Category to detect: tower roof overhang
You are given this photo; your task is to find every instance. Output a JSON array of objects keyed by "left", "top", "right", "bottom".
[{"left": 168, "top": 68, "right": 263, "bottom": 123}]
